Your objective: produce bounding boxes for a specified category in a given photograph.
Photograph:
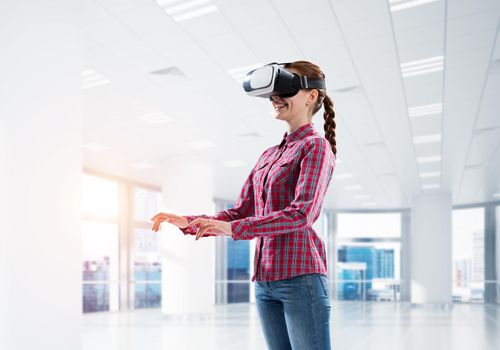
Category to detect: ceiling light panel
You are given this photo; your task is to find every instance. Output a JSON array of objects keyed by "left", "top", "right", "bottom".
[
  {"left": 389, "top": 0, "right": 440, "bottom": 13},
  {"left": 408, "top": 102, "right": 442, "bottom": 117},
  {"left": 413, "top": 134, "right": 441, "bottom": 144},
  {"left": 417, "top": 155, "right": 441, "bottom": 164},
  {"left": 157, "top": 0, "right": 218, "bottom": 22},
  {"left": 400, "top": 55, "right": 444, "bottom": 77}
]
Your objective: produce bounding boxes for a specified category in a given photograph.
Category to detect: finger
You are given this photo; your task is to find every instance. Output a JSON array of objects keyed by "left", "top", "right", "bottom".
[
  {"left": 196, "top": 224, "right": 216, "bottom": 240},
  {"left": 188, "top": 218, "right": 204, "bottom": 227},
  {"left": 153, "top": 217, "right": 165, "bottom": 231},
  {"left": 150, "top": 213, "right": 164, "bottom": 221}
]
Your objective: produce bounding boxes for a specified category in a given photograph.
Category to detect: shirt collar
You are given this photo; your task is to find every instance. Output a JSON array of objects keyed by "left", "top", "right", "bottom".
[{"left": 279, "top": 122, "right": 316, "bottom": 148}]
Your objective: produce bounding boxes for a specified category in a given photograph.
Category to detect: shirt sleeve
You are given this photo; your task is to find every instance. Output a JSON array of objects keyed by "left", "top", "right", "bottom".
[
  {"left": 229, "top": 138, "right": 335, "bottom": 241},
  {"left": 178, "top": 162, "right": 257, "bottom": 237}
]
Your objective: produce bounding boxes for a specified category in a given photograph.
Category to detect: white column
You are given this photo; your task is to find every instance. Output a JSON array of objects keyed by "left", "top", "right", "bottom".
[
  {"left": 0, "top": 1, "right": 82, "bottom": 348},
  {"left": 410, "top": 192, "right": 452, "bottom": 304},
  {"left": 160, "top": 156, "right": 216, "bottom": 314}
]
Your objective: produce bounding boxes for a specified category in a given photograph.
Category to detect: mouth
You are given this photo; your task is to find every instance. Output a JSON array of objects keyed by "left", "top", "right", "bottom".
[{"left": 272, "top": 101, "right": 288, "bottom": 111}]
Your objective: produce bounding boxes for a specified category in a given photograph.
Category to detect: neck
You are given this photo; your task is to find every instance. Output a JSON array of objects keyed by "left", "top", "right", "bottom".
[{"left": 288, "top": 119, "right": 311, "bottom": 133}]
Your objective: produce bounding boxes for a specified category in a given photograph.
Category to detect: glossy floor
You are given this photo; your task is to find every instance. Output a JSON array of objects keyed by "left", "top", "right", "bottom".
[{"left": 83, "top": 302, "right": 500, "bottom": 350}]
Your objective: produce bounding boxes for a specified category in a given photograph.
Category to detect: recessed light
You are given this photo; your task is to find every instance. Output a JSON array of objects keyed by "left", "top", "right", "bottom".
[
  {"left": 137, "top": 112, "right": 173, "bottom": 125},
  {"left": 417, "top": 155, "right": 441, "bottom": 163},
  {"left": 413, "top": 134, "right": 441, "bottom": 144},
  {"left": 221, "top": 160, "right": 246, "bottom": 167},
  {"left": 389, "top": 0, "right": 440, "bottom": 12},
  {"left": 83, "top": 143, "right": 109, "bottom": 152},
  {"left": 408, "top": 103, "right": 442, "bottom": 117},
  {"left": 401, "top": 56, "right": 444, "bottom": 77},
  {"left": 420, "top": 171, "right": 440, "bottom": 178},
  {"left": 188, "top": 139, "right": 216, "bottom": 150}
]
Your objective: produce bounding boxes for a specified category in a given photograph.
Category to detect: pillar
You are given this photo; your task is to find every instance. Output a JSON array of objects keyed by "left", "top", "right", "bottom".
[
  {"left": 410, "top": 193, "right": 452, "bottom": 304},
  {"left": 160, "top": 156, "right": 216, "bottom": 314},
  {"left": 0, "top": 1, "right": 82, "bottom": 348}
]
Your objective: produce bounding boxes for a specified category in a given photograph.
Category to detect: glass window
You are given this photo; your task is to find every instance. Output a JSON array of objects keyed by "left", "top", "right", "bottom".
[
  {"left": 132, "top": 186, "right": 162, "bottom": 309},
  {"left": 452, "top": 207, "right": 485, "bottom": 303},
  {"left": 336, "top": 212, "right": 402, "bottom": 301},
  {"left": 81, "top": 221, "right": 119, "bottom": 312},
  {"left": 81, "top": 174, "right": 163, "bottom": 312},
  {"left": 213, "top": 201, "right": 252, "bottom": 304},
  {"left": 227, "top": 238, "right": 250, "bottom": 303},
  {"left": 336, "top": 242, "right": 401, "bottom": 301},
  {"left": 133, "top": 228, "right": 162, "bottom": 308},
  {"left": 134, "top": 283, "right": 161, "bottom": 309}
]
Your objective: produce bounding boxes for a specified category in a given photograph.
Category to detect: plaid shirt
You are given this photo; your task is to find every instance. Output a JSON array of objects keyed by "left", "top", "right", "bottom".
[{"left": 179, "top": 123, "right": 336, "bottom": 282}]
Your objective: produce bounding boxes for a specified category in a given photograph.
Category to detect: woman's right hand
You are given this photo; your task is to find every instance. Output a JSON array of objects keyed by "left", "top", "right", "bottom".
[{"left": 150, "top": 212, "right": 189, "bottom": 232}]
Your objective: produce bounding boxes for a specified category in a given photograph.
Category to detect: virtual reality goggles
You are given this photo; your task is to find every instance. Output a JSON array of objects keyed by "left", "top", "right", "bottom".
[{"left": 242, "top": 62, "right": 326, "bottom": 99}]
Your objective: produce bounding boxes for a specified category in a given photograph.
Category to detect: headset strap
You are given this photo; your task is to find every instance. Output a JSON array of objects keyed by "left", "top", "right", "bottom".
[
  {"left": 266, "top": 62, "right": 326, "bottom": 90},
  {"left": 299, "top": 76, "right": 326, "bottom": 89}
]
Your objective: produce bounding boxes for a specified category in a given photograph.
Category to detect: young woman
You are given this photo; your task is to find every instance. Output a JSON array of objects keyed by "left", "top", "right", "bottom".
[{"left": 151, "top": 60, "right": 336, "bottom": 350}]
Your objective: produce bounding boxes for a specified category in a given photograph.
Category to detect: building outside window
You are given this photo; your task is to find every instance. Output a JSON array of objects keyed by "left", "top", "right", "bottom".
[
  {"left": 452, "top": 207, "right": 485, "bottom": 303},
  {"left": 335, "top": 212, "right": 402, "bottom": 302},
  {"left": 132, "top": 187, "right": 162, "bottom": 309},
  {"left": 81, "top": 174, "right": 120, "bottom": 312}
]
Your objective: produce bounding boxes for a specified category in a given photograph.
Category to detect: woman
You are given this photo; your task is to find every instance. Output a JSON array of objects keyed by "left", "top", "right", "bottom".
[{"left": 151, "top": 60, "right": 336, "bottom": 350}]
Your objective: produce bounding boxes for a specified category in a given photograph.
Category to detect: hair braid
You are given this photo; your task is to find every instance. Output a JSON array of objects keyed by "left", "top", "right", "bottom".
[{"left": 322, "top": 94, "right": 337, "bottom": 157}]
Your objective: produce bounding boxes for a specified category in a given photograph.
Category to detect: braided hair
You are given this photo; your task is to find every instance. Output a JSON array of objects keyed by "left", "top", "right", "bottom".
[{"left": 283, "top": 61, "right": 337, "bottom": 157}]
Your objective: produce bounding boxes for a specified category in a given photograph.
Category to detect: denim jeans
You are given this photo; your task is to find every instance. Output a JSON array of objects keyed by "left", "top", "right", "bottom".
[{"left": 255, "top": 273, "right": 331, "bottom": 350}]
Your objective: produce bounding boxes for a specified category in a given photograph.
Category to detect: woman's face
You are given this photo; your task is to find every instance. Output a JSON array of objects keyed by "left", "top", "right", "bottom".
[{"left": 270, "top": 68, "right": 317, "bottom": 122}]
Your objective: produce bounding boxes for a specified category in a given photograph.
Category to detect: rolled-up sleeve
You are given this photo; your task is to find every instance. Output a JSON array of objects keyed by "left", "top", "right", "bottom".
[
  {"left": 179, "top": 164, "right": 256, "bottom": 237},
  {"left": 230, "top": 138, "right": 334, "bottom": 240}
]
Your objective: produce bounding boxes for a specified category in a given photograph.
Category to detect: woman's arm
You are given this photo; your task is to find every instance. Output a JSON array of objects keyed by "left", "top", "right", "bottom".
[{"left": 229, "top": 138, "right": 335, "bottom": 240}]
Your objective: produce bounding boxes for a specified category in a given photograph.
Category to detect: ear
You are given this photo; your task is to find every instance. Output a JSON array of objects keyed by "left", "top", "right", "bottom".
[{"left": 308, "top": 89, "right": 319, "bottom": 104}]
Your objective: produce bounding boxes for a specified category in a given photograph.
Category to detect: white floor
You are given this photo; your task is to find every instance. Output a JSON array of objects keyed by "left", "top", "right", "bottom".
[{"left": 83, "top": 302, "right": 500, "bottom": 350}]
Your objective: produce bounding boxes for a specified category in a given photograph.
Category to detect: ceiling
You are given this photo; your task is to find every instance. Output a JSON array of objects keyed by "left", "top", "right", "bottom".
[{"left": 83, "top": 0, "right": 500, "bottom": 210}]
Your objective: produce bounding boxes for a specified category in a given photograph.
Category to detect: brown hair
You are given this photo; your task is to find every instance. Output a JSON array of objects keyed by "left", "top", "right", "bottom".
[{"left": 283, "top": 60, "right": 337, "bottom": 157}]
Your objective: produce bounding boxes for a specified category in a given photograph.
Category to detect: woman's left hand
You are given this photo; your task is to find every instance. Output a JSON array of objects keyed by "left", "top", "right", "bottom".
[{"left": 187, "top": 218, "right": 233, "bottom": 240}]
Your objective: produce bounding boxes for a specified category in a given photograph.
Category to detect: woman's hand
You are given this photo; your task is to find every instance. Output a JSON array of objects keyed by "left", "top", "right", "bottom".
[
  {"left": 150, "top": 212, "right": 189, "bottom": 232},
  {"left": 187, "top": 218, "right": 233, "bottom": 240}
]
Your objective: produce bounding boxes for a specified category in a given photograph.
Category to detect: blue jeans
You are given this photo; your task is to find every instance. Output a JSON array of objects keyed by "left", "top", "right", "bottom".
[{"left": 255, "top": 273, "right": 332, "bottom": 350}]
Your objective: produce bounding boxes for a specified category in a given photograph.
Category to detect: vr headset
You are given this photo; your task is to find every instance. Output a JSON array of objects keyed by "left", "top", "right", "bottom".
[{"left": 242, "top": 62, "right": 326, "bottom": 99}]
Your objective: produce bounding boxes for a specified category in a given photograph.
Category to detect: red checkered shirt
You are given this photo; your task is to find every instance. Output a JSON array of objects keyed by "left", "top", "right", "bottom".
[{"left": 179, "top": 122, "right": 336, "bottom": 282}]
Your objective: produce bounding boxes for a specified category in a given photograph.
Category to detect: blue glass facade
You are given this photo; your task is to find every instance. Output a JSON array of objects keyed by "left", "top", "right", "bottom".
[{"left": 337, "top": 246, "right": 396, "bottom": 301}]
